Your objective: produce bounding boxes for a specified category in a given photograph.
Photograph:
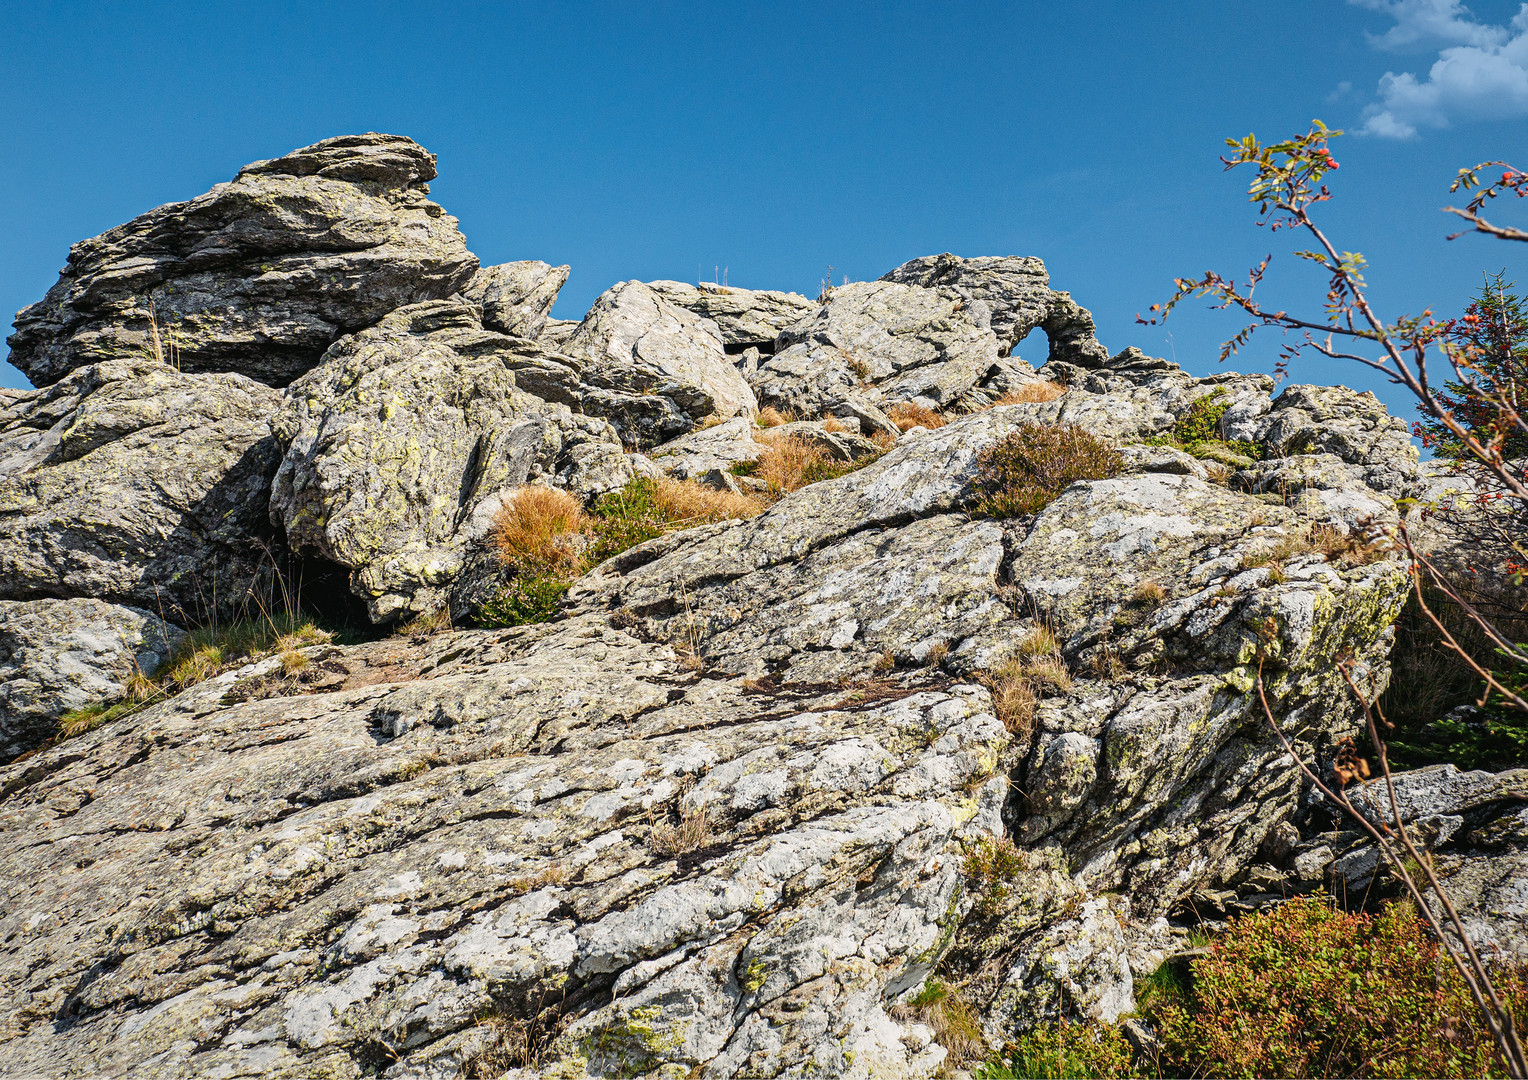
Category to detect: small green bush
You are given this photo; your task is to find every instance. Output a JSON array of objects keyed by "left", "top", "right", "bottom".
[
  {"left": 972, "top": 424, "right": 1125, "bottom": 518},
  {"left": 1158, "top": 897, "right": 1527, "bottom": 1078},
  {"left": 1147, "top": 389, "right": 1262, "bottom": 461},
  {"left": 476, "top": 574, "right": 572, "bottom": 628},
  {"left": 962, "top": 836, "right": 1026, "bottom": 917}
]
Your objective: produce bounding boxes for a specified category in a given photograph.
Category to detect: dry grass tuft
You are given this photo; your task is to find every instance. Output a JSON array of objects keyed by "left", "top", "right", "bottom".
[
  {"left": 645, "top": 476, "right": 764, "bottom": 525},
  {"left": 872, "top": 648, "right": 896, "bottom": 674},
  {"left": 886, "top": 401, "right": 947, "bottom": 431},
  {"left": 871, "top": 429, "right": 899, "bottom": 451},
  {"left": 994, "top": 380, "right": 1068, "bottom": 405},
  {"left": 893, "top": 981, "right": 985, "bottom": 1068},
  {"left": 980, "top": 660, "right": 1039, "bottom": 736},
  {"left": 755, "top": 405, "right": 792, "bottom": 428},
  {"left": 507, "top": 864, "right": 570, "bottom": 895},
  {"left": 279, "top": 648, "right": 309, "bottom": 676},
  {"left": 1131, "top": 579, "right": 1167, "bottom": 607},
  {"left": 925, "top": 641, "right": 951, "bottom": 668},
  {"left": 398, "top": 607, "right": 453, "bottom": 637},
  {"left": 753, "top": 434, "right": 830, "bottom": 496},
  {"left": 649, "top": 805, "right": 712, "bottom": 857},
  {"left": 492, "top": 486, "right": 588, "bottom": 574},
  {"left": 820, "top": 415, "right": 851, "bottom": 433}
]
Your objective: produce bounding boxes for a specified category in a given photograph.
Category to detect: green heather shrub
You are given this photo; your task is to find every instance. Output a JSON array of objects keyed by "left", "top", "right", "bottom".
[
  {"left": 962, "top": 835, "right": 1026, "bottom": 918},
  {"left": 981, "top": 1019, "right": 1136, "bottom": 1079},
  {"left": 992, "top": 896, "right": 1528, "bottom": 1079},
  {"left": 972, "top": 424, "right": 1124, "bottom": 517}
]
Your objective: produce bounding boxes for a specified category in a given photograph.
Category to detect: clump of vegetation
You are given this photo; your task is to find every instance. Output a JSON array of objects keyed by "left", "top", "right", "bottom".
[
  {"left": 987, "top": 896, "right": 1528, "bottom": 1080},
  {"left": 962, "top": 835, "right": 1026, "bottom": 918},
  {"left": 397, "top": 607, "right": 453, "bottom": 637},
  {"left": 1238, "top": 522, "right": 1391, "bottom": 575},
  {"left": 755, "top": 405, "right": 792, "bottom": 428},
  {"left": 648, "top": 805, "right": 712, "bottom": 858},
  {"left": 972, "top": 424, "right": 1125, "bottom": 518},
  {"left": 886, "top": 401, "right": 947, "bottom": 431},
  {"left": 894, "top": 980, "right": 985, "bottom": 1068},
  {"left": 979, "top": 626, "right": 1072, "bottom": 735},
  {"left": 992, "top": 380, "right": 1068, "bottom": 405},
  {"left": 751, "top": 432, "right": 884, "bottom": 496},
  {"left": 1146, "top": 388, "right": 1262, "bottom": 462},
  {"left": 981, "top": 1019, "right": 1135, "bottom": 1079},
  {"left": 478, "top": 478, "right": 765, "bottom": 629}
]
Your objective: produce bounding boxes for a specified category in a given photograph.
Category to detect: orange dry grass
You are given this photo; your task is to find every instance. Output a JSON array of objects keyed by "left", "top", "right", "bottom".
[
  {"left": 755, "top": 406, "right": 793, "bottom": 428},
  {"left": 886, "top": 401, "right": 947, "bottom": 431},
  {"left": 753, "top": 434, "right": 829, "bottom": 496},
  {"left": 646, "top": 476, "right": 763, "bottom": 524},
  {"left": 820, "top": 415, "right": 851, "bottom": 433},
  {"left": 994, "top": 380, "right": 1067, "bottom": 405},
  {"left": 492, "top": 486, "right": 588, "bottom": 572}
]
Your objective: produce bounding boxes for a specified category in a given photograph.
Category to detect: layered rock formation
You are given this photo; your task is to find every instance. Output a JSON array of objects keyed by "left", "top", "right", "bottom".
[
  {"left": 8, "top": 134, "right": 477, "bottom": 388},
  {"left": 0, "top": 131, "right": 1515, "bottom": 1079}
]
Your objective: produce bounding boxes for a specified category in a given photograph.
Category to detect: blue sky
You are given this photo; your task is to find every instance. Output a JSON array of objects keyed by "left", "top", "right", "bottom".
[{"left": 4, "top": 1, "right": 1527, "bottom": 431}]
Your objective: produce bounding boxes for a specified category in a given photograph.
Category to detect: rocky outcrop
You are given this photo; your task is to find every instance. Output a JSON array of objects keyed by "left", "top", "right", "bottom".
[
  {"left": 0, "top": 598, "right": 184, "bottom": 759},
  {"left": 0, "top": 359, "right": 284, "bottom": 623},
  {"left": 0, "top": 382, "right": 1412, "bottom": 1077},
  {"left": 460, "top": 260, "right": 569, "bottom": 339},
  {"left": 882, "top": 253, "right": 1111, "bottom": 367},
  {"left": 270, "top": 301, "right": 638, "bottom": 622},
  {"left": 647, "top": 280, "right": 818, "bottom": 352},
  {"left": 564, "top": 281, "right": 759, "bottom": 447},
  {"left": 7, "top": 134, "right": 478, "bottom": 388}
]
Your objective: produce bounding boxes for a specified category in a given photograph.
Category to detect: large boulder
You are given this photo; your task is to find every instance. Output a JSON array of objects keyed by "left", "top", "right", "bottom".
[
  {"left": 0, "top": 359, "right": 284, "bottom": 623},
  {"left": 647, "top": 280, "right": 818, "bottom": 352},
  {"left": 564, "top": 281, "right": 759, "bottom": 447},
  {"left": 459, "top": 260, "right": 569, "bottom": 339},
  {"left": 7, "top": 134, "right": 478, "bottom": 388},
  {"left": 270, "top": 301, "right": 638, "bottom": 623},
  {"left": 883, "top": 253, "right": 1111, "bottom": 366},
  {"left": 0, "top": 598, "right": 184, "bottom": 761}
]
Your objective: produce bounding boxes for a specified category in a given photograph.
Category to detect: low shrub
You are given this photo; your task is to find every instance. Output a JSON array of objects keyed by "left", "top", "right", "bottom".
[
  {"left": 972, "top": 424, "right": 1124, "bottom": 518},
  {"left": 992, "top": 896, "right": 1528, "bottom": 1079},
  {"left": 962, "top": 835, "right": 1026, "bottom": 918},
  {"left": 982, "top": 1020, "right": 1136, "bottom": 1079},
  {"left": 1153, "top": 896, "right": 1528, "bottom": 1079}
]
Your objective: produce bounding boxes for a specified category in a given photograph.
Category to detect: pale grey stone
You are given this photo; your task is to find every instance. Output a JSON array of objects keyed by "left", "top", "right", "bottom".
[{"left": 459, "top": 260, "right": 568, "bottom": 339}]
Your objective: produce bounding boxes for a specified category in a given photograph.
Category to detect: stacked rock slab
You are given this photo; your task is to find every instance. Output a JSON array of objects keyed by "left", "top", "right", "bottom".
[
  {"left": 270, "top": 301, "right": 638, "bottom": 623},
  {"left": 459, "top": 260, "right": 570, "bottom": 339},
  {"left": 7, "top": 133, "right": 478, "bottom": 388}
]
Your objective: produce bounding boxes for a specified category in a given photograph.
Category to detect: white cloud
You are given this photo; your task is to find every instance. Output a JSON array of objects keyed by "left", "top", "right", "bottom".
[{"left": 1350, "top": 0, "right": 1528, "bottom": 136}]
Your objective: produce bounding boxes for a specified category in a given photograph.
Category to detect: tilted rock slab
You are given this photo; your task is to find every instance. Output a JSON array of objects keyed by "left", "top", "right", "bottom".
[
  {"left": 0, "top": 359, "right": 284, "bottom": 624},
  {"left": 564, "top": 281, "right": 759, "bottom": 448},
  {"left": 0, "top": 597, "right": 185, "bottom": 760},
  {"left": 270, "top": 301, "right": 638, "bottom": 623},
  {"left": 7, "top": 133, "right": 478, "bottom": 388},
  {"left": 460, "top": 260, "right": 570, "bottom": 340}
]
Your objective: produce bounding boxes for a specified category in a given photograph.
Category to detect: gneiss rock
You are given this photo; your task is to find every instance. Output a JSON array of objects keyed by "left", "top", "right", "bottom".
[
  {"left": 564, "top": 280, "right": 760, "bottom": 447},
  {"left": 270, "top": 300, "right": 638, "bottom": 623},
  {"left": 752, "top": 279, "right": 1007, "bottom": 428},
  {"left": 881, "top": 252, "right": 1112, "bottom": 366},
  {"left": 646, "top": 280, "right": 818, "bottom": 352},
  {"left": 7, "top": 133, "right": 477, "bottom": 388},
  {"left": 0, "top": 359, "right": 284, "bottom": 624},
  {"left": 0, "top": 598, "right": 185, "bottom": 760},
  {"left": 459, "top": 260, "right": 569, "bottom": 339}
]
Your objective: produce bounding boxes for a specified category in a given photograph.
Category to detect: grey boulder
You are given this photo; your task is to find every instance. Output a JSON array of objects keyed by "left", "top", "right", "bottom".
[
  {"left": 7, "top": 133, "right": 478, "bottom": 388},
  {"left": 0, "top": 598, "right": 185, "bottom": 761},
  {"left": 460, "top": 260, "right": 569, "bottom": 339},
  {"left": 0, "top": 359, "right": 284, "bottom": 624},
  {"left": 647, "top": 280, "right": 818, "bottom": 351},
  {"left": 270, "top": 301, "right": 637, "bottom": 623},
  {"left": 564, "top": 281, "right": 760, "bottom": 447}
]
